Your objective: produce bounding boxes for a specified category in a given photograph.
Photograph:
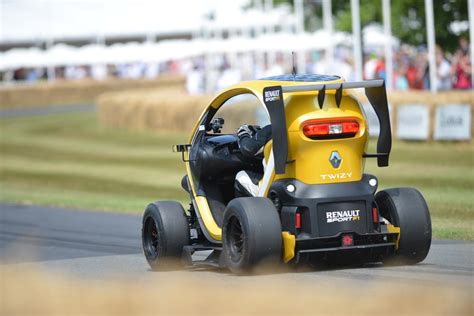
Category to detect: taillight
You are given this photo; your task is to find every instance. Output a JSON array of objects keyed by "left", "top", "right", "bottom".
[
  {"left": 295, "top": 212, "right": 301, "bottom": 229},
  {"left": 372, "top": 207, "right": 378, "bottom": 224},
  {"left": 302, "top": 118, "right": 360, "bottom": 140}
]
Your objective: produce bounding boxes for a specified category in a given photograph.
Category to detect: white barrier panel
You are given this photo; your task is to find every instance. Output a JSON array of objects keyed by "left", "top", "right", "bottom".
[
  {"left": 362, "top": 103, "right": 393, "bottom": 138},
  {"left": 434, "top": 104, "right": 471, "bottom": 140},
  {"left": 397, "top": 104, "right": 430, "bottom": 140}
]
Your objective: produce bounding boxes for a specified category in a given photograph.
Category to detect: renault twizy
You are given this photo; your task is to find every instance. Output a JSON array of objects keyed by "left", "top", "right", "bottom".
[{"left": 141, "top": 74, "right": 431, "bottom": 273}]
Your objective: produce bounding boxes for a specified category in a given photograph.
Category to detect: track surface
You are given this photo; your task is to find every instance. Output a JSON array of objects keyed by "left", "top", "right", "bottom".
[{"left": 1, "top": 203, "right": 472, "bottom": 287}]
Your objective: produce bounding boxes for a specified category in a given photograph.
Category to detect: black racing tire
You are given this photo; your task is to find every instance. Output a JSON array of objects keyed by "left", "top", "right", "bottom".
[
  {"left": 375, "top": 188, "right": 431, "bottom": 265},
  {"left": 142, "top": 201, "right": 190, "bottom": 270},
  {"left": 222, "top": 197, "right": 282, "bottom": 274}
]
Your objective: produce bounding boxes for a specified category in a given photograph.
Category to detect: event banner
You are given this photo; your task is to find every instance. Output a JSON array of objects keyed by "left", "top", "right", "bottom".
[
  {"left": 397, "top": 104, "right": 430, "bottom": 140},
  {"left": 433, "top": 104, "right": 471, "bottom": 141}
]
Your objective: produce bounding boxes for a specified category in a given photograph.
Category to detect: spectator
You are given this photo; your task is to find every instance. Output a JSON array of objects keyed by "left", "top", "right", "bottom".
[
  {"left": 458, "top": 37, "right": 469, "bottom": 55},
  {"left": 363, "top": 53, "right": 378, "bottom": 80},
  {"left": 451, "top": 38, "right": 472, "bottom": 90},
  {"left": 394, "top": 64, "right": 409, "bottom": 90},
  {"left": 451, "top": 52, "right": 472, "bottom": 89},
  {"left": 435, "top": 46, "right": 452, "bottom": 90},
  {"left": 406, "top": 59, "right": 423, "bottom": 90},
  {"left": 374, "top": 57, "right": 386, "bottom": 80}
]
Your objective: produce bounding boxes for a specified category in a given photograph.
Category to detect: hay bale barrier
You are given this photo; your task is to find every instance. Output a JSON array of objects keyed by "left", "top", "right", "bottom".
[
  {"left": 388, "top": 90, "right": 474, "bottom": 106},
  {"left": 97, "top": 87, "right": 212, "bottom": 132},
  {"left": 97, "top": 88, "right": 267, "bottom": 133},
  {"left": 0, "top": 75, "right": 185, "bottom": 108},
  {"left": 98, "top": 88, "right": 473, "bottom": 141}
]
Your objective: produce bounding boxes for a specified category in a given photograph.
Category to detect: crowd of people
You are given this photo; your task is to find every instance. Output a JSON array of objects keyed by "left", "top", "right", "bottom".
[
  {"left": 2, "top": 38, "right": 471, "bottom": 92},
  {"left": 365, "top": 37, "right": 472, "bottom": 90}
]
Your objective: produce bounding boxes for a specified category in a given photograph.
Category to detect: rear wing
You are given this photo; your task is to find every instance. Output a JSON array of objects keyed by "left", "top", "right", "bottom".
[{"left": 262, "top": 80, "right": 391, "bottom": 175}]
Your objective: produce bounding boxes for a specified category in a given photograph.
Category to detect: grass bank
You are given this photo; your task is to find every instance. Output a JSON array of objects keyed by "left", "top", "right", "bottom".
[{"left": 0, "top": 112, "right": 472, "bottom": 239}]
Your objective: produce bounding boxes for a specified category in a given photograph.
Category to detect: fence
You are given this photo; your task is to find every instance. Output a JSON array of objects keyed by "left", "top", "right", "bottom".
[{"left": 362, "top": 91, "right": 473, "bottom": 141}]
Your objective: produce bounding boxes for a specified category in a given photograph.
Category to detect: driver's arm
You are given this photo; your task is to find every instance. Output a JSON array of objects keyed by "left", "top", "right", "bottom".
[{"left": 237, "top": 125, "right": 272, "bottom": 158}]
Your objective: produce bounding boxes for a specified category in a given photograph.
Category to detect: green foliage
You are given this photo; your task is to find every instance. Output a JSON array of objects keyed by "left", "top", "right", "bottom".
[{"left": 271, "top": 0, "right": 469, "bottom": 53}]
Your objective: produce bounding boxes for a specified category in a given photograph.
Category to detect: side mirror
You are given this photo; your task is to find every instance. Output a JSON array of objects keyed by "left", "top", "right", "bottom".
[
  {"left": 172, "top": 144, "right": 193, "bottom": 162},
  {"left": 172, "top": 144, "right": 190, "bottom": 152}
]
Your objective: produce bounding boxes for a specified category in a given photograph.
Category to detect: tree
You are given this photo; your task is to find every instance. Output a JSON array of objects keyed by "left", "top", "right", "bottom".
[{"left": 269, "top": 0, "right": 469, "bottom": 53}]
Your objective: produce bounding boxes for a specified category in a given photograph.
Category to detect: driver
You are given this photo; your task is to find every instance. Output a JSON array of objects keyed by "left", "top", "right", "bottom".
[{"left": 235, "top": 124, "right": 272, "bottom": 196}]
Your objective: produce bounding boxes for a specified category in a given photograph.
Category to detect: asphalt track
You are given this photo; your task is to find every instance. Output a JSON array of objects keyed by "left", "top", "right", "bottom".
[{"left": 1, "top": 203, "right": 472, "bottom": 287}]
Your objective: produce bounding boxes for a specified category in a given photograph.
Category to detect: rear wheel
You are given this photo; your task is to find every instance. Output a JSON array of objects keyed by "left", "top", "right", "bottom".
[
  {"left": 222, "top": 197, "right": 282, "bottom": 274},
  {"left": 142, "top": 201, "right": 190, "bottom": 270},
  {"left": 375, "top": 188, "right": 431, "bottom": 265}
]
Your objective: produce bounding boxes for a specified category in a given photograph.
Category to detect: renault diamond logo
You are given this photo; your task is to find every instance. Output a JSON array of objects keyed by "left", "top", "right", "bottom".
[{"left": 329, "top": 151, "right": 342, "bottom": 168}]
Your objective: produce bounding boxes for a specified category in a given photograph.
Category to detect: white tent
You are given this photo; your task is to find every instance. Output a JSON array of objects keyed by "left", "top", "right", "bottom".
[
  {"left": 0, "top": 29, "right": 352, "bottom": 71},
  {"left": 363, "top": 24, "right": 399, "bottom": 50},
  {"left": 1, "top": 47, "right": 46, "bottom": 69}
]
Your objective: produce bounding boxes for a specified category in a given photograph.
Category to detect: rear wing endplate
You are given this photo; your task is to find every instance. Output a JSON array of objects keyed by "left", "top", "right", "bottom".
[{"left": 263, "top": 80, "right": 391, "bottom": 175}]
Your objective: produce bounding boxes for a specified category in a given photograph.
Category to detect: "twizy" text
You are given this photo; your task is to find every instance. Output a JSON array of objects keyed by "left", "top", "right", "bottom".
[{"left": 320, "top": 172, "right": 352, "bottom": 180}]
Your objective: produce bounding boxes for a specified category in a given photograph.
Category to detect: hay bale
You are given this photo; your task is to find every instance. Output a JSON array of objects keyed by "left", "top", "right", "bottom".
[
  {"left": 97, "top": 87, "right": 271, "bottom": 133},
  {"left": 0, "top": 75, "right": 185, "bottom": 108},
  {"left": 98, "top": 88, "right": 474, "bottom": 137},
  {"left": 97, "top": 87, "right": 212, "bottom": 132}
]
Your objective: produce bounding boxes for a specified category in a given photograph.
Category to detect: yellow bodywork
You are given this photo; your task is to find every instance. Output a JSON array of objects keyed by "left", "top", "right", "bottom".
[
  {"left": 387, "top": 224, "right": 401, "bottom": 250},
  {"left": 281, "top": 232, "right": 296, "bottom": 263},
  {"left": 184, "top": 78, "right": 375, "bottom": 253},
  {"left": 275, "top": 92, "right": 368, "bottom": 184}
]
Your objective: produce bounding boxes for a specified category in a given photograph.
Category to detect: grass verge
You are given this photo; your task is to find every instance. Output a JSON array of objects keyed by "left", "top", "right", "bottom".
[{"left": 0, "top": 112, "right": 472, "bottom": 239}]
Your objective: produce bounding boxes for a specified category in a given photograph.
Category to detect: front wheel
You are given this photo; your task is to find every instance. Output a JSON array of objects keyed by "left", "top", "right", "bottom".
[
  {"left": 142, "top": 201, "right": 190, "bottom": 270},
  {"left": 375, "top": 188, "right": 431, "bottom": 265},
  {"left": 222, "top": 197, "right": 282, "bottom": 274}
]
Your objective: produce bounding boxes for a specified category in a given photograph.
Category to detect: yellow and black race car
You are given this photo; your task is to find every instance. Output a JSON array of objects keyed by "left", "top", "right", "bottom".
[{"left": 141, "top": 74, "right": 432, "bottom": 273}]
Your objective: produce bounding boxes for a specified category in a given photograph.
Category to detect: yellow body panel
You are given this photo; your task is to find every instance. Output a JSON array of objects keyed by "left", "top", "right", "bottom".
[
  {"left": 387, "top": 224, "right": 401, "bottom": 250},
  {"left": 256, "top": 140, "right": 276, "bottom": 197},
  {"left": 185, "top": 153, "right": 222, "bottom": 240},
  {"left": 275, "top": 92, "right": 368, "bottom": 184},
  {"left": 281, "top": 231, "right": 296, "bottom": 263},
  {"left": 194, "top": 196, "right": 222, "bottom": 241}
]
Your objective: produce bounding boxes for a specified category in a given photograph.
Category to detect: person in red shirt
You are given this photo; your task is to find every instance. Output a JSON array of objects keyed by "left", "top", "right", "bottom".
[{"left": 451, "top": 52, "right": 472, "bottom": 89}]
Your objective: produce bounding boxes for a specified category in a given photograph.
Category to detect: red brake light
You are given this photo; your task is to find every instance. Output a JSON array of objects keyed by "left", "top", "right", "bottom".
[
  {"left": 295, "top": 212, "right": 301, "bottom": 229},
  {"left": 343, "top": 121, "right": 359, "bottom": 134},
  {"left": 303, "top": 123, "right": 329, "bottom": 136},
  {"left": 372, "top": 207, "right": 378, "bottom": 224},
  {"left": 302, "top": 118, "right": 360, "bottom": 140}
]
